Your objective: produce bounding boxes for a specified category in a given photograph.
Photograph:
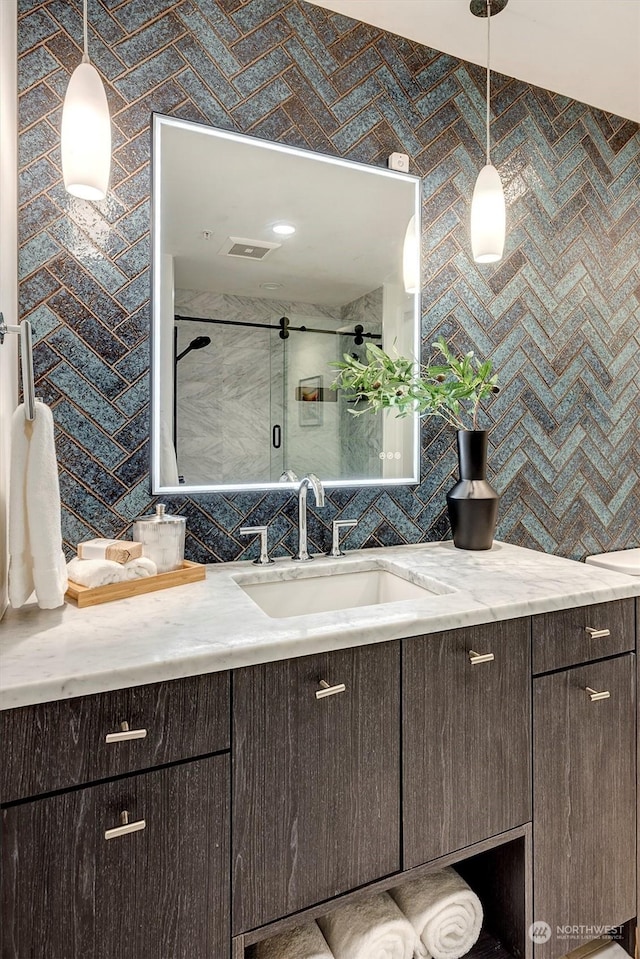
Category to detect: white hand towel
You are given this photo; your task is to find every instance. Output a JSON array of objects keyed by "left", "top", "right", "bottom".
[
  {"left": 9, "top": 401, "right": 67, "bottom": 609},
  {"left": 67, "top": 556, "right": 157, "bottom": 589},
  {"left": 390, "top": 867, "right": 483, "bottom": 959},
  {"left": 255, "top": 922, "right": 333, "bottom": 959},
  {"left": 318, "top": 892, "right": 415, "bottom": 959}
]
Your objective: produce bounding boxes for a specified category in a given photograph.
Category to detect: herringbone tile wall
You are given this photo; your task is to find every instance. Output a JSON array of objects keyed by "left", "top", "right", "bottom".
[{"left": 16, "top": 0, "right": 640, "bottom": 562}]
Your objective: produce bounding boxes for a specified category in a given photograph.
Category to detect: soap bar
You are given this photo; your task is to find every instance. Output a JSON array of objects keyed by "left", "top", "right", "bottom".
[{"left": 77, "top": 538, "right": 143, "bottom": 565}]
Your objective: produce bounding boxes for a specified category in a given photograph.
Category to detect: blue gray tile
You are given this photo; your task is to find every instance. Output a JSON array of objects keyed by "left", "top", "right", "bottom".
[{"left": 14, "top": 0, "right": 640, "bottom": 563}]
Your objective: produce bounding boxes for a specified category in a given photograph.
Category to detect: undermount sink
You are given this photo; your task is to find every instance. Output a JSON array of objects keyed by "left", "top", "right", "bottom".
[{"left": 234, "top": 559, "right": 454, "bottom": 619}]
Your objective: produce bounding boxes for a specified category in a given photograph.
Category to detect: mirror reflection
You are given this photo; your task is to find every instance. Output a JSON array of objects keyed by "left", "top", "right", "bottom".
[{"left": 152, "top": 115, "right": 420, "bottom": 492}]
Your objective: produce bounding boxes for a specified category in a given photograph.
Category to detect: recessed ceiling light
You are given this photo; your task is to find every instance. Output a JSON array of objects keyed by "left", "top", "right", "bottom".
[
  {"left": 272, "top": 223, "right": 296, "bottom": 236},
  {"left": 260, "top": 282, "right": 283, "bottom": 291}
]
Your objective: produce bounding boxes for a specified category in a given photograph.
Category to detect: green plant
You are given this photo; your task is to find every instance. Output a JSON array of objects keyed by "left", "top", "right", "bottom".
[{"left": 332, "top": 337, "right": 498, "bottom": 431}]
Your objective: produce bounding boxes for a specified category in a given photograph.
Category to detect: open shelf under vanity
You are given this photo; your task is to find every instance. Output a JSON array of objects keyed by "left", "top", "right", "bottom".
[{"left": 235, "top": 826, "right": 531, "bottom": 959}]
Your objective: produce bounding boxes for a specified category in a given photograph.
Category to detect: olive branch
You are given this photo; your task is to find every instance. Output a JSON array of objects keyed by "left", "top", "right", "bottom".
[{"left": 332, "top": 337, "right": 498, "bottom": 431}]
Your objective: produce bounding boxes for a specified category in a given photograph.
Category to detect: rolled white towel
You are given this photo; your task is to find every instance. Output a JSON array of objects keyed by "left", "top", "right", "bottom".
[
  {"left": 318, "top": 892, "right": 415, "bottom": 959},
  {"left": 255, "top": 922, "right": 333, "bottom": 959},
  {"left": 67, "top": 555, "right": 157, "bottom": 588},
  {"left": 390, "top": 867, "right": 482, "bottom": 959}
]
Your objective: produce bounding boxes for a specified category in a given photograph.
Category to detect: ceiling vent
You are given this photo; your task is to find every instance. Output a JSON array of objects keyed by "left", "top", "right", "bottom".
[{"left": 218, "top": 236, "right": 281, "bottom": 261}]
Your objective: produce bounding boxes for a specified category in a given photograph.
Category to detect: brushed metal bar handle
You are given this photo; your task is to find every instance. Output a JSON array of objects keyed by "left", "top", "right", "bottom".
[
  {"left": 469, "top": 650, "right": 495, "bottom": 665},
  {"left": 104, "top": 810, "right": 146, "bottom": 841},
  {"left": 105, "top": 721, "right": 147, "bottom": 744},
  {"left": 585, "top": 686, "right": 611, "bottom": 702},
  {"left": 315, "top": 679, "right": 346, "bottom": 699},
  {"left": 585, "top": 626, "right": 611, "bottom": 639}
]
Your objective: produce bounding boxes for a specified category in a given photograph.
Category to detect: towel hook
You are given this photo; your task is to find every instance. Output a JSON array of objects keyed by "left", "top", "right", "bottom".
[{"left": 0, "top": 313, "right": 36, "bottom": 421}]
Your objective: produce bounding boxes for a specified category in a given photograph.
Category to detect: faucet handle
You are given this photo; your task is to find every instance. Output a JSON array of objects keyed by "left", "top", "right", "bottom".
[
  {"left": 239, "top": 525, "right": 274, "bottom": 565},
  {"left": 328, "top": 519, "right": 357, "bottom": 557}
]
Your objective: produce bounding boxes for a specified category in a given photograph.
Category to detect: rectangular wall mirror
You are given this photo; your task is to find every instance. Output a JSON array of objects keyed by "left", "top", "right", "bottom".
[{"left": 151, "top": 114, "right": 421, "bottom": 493}]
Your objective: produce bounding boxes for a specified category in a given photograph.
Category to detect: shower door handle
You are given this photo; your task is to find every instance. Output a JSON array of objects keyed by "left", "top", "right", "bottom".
[{"left": 272, "top": 424, "right": 282, "bottom": 449}]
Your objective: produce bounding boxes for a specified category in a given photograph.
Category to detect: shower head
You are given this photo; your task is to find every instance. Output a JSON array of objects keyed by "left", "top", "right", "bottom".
[{"left": 176, "top": 335, "right": 211, "bottom": 362}]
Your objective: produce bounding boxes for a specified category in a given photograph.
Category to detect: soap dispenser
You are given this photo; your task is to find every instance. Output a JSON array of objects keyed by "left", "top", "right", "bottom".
[{"left": 133, "top": 503, "right": 186, "bottom": 573}]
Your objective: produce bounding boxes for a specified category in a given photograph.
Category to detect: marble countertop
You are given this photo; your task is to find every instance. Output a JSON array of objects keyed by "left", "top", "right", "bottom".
[{"left": 2, "top": 541, "right": 639, "bottom": 710}]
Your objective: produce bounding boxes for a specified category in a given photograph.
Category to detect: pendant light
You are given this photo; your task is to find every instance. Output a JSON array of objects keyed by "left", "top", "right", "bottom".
[
  {"left": 470, "top": 0, "right": 507, "bottom": 263},
  {"left": 61, "top": 0, "right": 111, "bottom": 200}
]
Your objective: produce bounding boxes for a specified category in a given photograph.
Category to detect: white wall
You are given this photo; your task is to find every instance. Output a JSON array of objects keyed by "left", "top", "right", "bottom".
[{"left": 0, "top": 0, "right": 18, "bottom": 617}]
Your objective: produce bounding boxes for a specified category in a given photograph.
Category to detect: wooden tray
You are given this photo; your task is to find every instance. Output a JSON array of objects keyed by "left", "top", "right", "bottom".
[{"left": 65, "top": 560, "right": 206, "bottom": 608}]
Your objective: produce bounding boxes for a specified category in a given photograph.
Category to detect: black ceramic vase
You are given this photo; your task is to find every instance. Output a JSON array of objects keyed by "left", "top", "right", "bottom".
[{"left": 446, "top": 430, "right": 499, "bottom": 550}]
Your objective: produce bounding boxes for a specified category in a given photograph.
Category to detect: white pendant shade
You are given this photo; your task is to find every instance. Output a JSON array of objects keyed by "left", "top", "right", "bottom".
[
  {"left": 402, "top": 214, "right": 419, "bottom": 294},
  {"left": 470, "top": 163, "right": 505, "bottom": 263},
  {"left": 61, "top": 62, "right": 111, "bottom": 201}
]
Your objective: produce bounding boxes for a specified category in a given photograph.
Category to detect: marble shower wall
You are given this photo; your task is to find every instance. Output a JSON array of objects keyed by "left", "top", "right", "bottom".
[{"left": 15, "top": 0, "right": 640, "bottom": 562}]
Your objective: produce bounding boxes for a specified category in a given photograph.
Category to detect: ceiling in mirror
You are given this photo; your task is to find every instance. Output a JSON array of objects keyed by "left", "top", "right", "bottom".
[{"left": 152, "top": 115, "right": 421, "bottom": 493}]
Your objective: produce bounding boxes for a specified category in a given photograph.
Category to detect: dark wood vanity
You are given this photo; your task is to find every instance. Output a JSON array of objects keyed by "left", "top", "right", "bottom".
[{"left": 1, "top": 599, "right": 637, "bottom": 959}]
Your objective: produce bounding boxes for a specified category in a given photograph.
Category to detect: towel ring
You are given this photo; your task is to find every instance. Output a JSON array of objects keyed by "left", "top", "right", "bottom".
[{"left": 0, "top": 313, "right": 36, "bottom": 421}]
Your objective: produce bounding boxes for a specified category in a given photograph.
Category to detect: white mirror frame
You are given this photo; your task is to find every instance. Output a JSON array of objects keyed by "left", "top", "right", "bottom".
[{"left": 151, "top": 114, "right": 421, "bottom": 494}]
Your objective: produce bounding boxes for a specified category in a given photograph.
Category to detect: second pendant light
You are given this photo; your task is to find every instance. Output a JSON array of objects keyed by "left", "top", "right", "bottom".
[{"left": 470, "top": 0, "right": 507, "bottom": 264}]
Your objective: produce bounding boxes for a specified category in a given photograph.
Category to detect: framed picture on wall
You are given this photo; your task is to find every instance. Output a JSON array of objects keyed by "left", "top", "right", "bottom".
[{"left": 298, "top": 375, "right": 323, "bottom": 426}]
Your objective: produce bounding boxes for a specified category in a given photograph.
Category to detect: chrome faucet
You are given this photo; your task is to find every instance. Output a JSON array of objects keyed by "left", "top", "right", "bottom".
[{"left": 295, "top": 474, "right": 325, "bottom": 561}]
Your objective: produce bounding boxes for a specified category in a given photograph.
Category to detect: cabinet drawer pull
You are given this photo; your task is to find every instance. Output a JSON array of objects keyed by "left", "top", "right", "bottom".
[
  {"left": 468, "top": 650, "right": 495, "bottom": 665},
  {"left": 315, "top": 680, "right": 346, "bottom": 699},
  {"left": 585, "top": 686, "right": 611, "bottom": 702},
  {"left": 104, "top": 810, "right": 146, "bottom": 841},
  {"left": 585, "top": 626, "right": 611, "bottom": 639},
  {"left": 105, "top": 721, "right": 147, "bottom": 744}
]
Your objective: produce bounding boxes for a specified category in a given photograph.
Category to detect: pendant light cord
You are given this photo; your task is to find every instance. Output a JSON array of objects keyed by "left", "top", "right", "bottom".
[
  {"left": 486, "top": 0, "right": 491, "bottom": 164},
  {"left": 82, "top": 0, "right": 90, "bottom": 64}
]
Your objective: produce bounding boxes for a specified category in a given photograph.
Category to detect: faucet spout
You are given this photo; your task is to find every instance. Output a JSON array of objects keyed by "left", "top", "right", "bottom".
[
  {"left": 305, "top": 472, "right": 325, "bottom": 508},
  {"left": 296, "top": 474, "right": 325, "bottom": 561}
]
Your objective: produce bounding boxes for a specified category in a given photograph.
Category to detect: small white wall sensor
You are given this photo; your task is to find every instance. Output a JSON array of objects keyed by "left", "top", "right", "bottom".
[{"left": 388, "top": 152, "right": 410, "bottom": 173}]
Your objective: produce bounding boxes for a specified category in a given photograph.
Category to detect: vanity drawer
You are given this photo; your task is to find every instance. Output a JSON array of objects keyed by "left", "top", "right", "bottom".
[
  {"left": 2, "top": 754, "right": 229, "bottom": 958},
  {"left": 0, "top": 672, "right": 229, "bottom": 803},
  {"left": 532, "top": 599, "right": 635, "bottom": 674}
]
